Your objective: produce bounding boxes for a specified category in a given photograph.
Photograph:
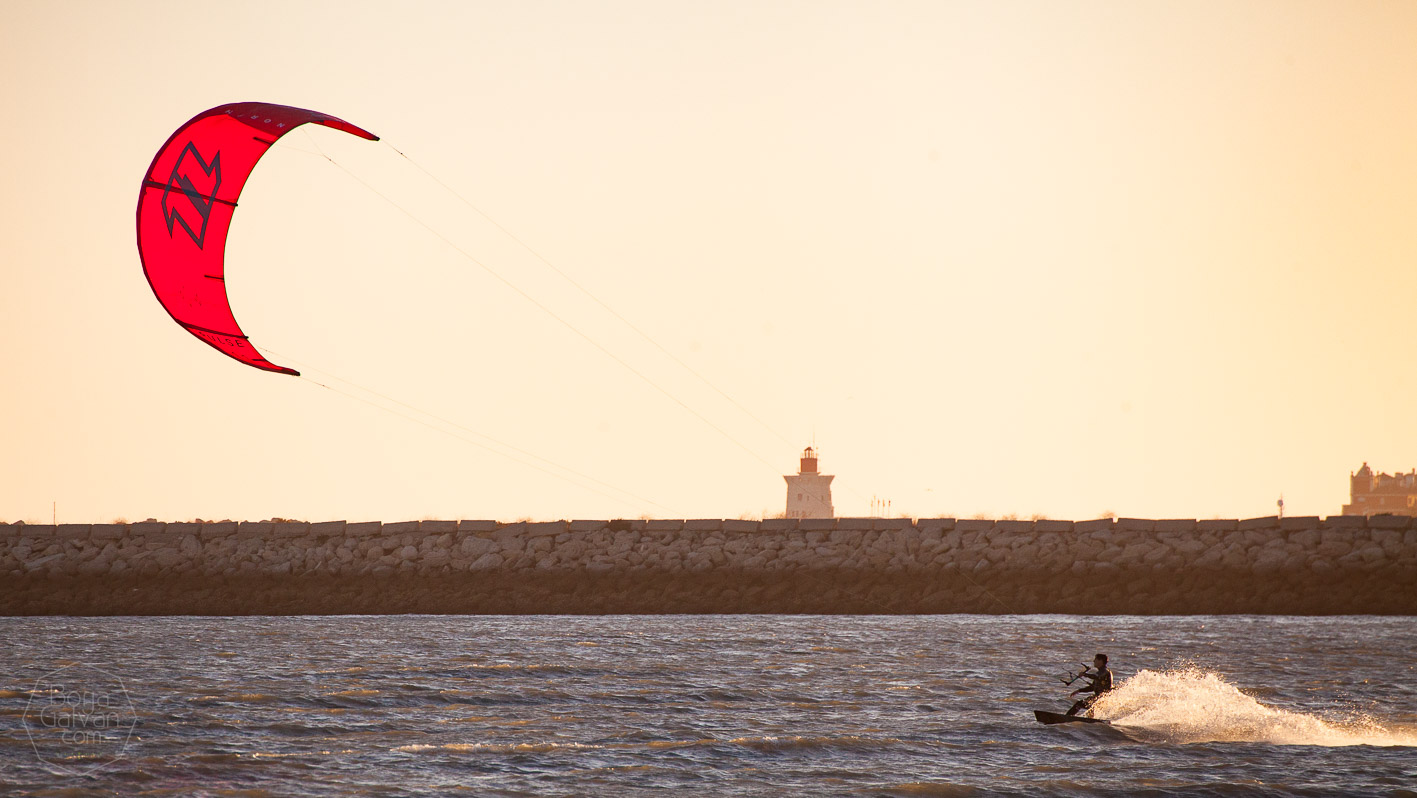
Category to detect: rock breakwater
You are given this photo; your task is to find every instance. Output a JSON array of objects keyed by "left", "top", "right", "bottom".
[{"left": 2, "top": 516, "right": 1413, "bottom": 614}]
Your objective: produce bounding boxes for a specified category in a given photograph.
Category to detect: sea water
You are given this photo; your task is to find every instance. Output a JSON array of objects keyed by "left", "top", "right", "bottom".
[{"left": 1, "top": 615, "right": 1413, "bottom": 796}]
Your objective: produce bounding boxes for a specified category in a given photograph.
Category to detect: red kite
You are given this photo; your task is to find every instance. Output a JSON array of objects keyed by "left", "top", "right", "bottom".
[{"left": 137, "top": 102, "right": 377, "bottom": 375}]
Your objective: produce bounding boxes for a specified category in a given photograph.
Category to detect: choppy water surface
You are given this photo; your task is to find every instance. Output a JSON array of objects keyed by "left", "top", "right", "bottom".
[{"left": 1, "top": 615, "right": 1414, "bottom": 796}]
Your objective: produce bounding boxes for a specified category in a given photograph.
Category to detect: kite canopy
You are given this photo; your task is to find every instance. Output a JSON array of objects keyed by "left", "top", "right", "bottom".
[{"left": 136, "top": 102, "right": 378, "bottom": 376}]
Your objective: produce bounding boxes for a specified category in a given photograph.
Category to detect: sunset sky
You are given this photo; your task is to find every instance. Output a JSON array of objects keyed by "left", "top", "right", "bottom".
[{"left": 3, "top": 1, "right": 1415, "bottom": 524}]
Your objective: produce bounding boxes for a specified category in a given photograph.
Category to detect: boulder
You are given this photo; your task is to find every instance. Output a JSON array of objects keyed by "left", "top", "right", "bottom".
[
  {"left": 273, "top": 522, "right": 310, "bottom": 539},
  {"left": 310, "top": 521, "right": 347, "bottom": 537},
  {"left": 90, "top": 524, "right": 127, "bottom": 540},
  {"left": 470, "top": 552, "right": 504, "bottom": 570},
  {"left": 57, "top": 524, "right": 91, "bottom": 540},
  {"left": 237, "top": 522, "right": 272, "bottom": 540},
  {"left": 199, "top": 522, "right": 238, "bottom": 540}
]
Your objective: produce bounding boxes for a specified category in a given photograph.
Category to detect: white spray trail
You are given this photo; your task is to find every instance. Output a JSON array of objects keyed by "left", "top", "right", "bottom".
[{"left": 1091, "top": 668, "right": 1417, "bottom": 747}]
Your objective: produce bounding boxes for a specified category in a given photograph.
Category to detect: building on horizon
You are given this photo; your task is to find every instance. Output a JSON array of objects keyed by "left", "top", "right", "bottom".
[
  {"left": 784, "top": 446, "right": 834, "bottom": 519},
  {"left": 1342, "top": 462, "right": 1417, "bottom": 516}
]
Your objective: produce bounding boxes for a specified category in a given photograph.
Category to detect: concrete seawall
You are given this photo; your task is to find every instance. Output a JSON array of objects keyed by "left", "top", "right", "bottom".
[{"left": 2, "top": 516, "right": 1414, "bottom": 615}]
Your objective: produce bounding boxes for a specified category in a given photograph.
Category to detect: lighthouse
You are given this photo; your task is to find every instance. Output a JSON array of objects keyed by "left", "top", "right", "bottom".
[{"left": 784, "top": 446, "right": 834, "bottom": 519}]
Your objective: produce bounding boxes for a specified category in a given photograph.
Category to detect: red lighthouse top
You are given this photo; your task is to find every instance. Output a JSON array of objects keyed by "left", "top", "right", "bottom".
[{"left": 799, "top": 447, "right": 818, "bottom": 474}]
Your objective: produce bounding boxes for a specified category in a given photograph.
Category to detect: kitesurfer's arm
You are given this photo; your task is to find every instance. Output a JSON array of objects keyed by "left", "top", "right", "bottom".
[{"left": 1068, "top": 669, "right": 1098, "bottom": 696}]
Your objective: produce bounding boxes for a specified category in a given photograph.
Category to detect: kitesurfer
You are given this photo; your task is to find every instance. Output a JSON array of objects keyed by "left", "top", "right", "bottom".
[{"left": 1065, "top": 653, "right": 1113, "bottom": 716}]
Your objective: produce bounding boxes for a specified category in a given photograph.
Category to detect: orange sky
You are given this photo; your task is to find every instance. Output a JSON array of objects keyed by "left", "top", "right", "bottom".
[{"left": 3, "top": 1, "right": 1416, "bottom": 523}]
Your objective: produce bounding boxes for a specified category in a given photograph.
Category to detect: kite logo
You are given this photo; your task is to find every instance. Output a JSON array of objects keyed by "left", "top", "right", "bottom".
[{"left": 161, "top": 142, "right": 223, "bottom": 249}]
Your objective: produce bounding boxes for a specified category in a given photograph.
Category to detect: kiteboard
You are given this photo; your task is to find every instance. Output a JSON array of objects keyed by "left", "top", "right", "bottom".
[{"left": 1034, "top": 710, "right": 1110, "bottom": 725}]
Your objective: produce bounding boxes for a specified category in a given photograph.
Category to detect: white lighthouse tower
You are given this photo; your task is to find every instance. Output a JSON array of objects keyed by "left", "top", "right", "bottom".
[{"left": 784, "top": 446, "right": 834, "bottom": 519}]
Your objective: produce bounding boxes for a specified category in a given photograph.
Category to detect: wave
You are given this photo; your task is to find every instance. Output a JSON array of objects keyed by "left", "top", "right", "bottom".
[
  {"left": 396, "top": 741, "right": 608, "bottom": 754},
  {"left": 192, "top": 693, "right": 281, "bottom": 704},
  {"left": 1094, "top": 667, "right": 1417, "bottom": 747},
  {"left": 393, "top": 734, "right": 905, "bottom": 755},
  {"left": 875, "top": 784, "right": 980, "bottom": 797},
  {"left": 725, "top": 734, "right": 903, "bottom": 752}
]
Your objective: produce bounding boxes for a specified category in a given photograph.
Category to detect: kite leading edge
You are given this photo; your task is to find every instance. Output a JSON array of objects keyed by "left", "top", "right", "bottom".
[{"left": 136, "top": 102, "right": 378, "bottom": 376}]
